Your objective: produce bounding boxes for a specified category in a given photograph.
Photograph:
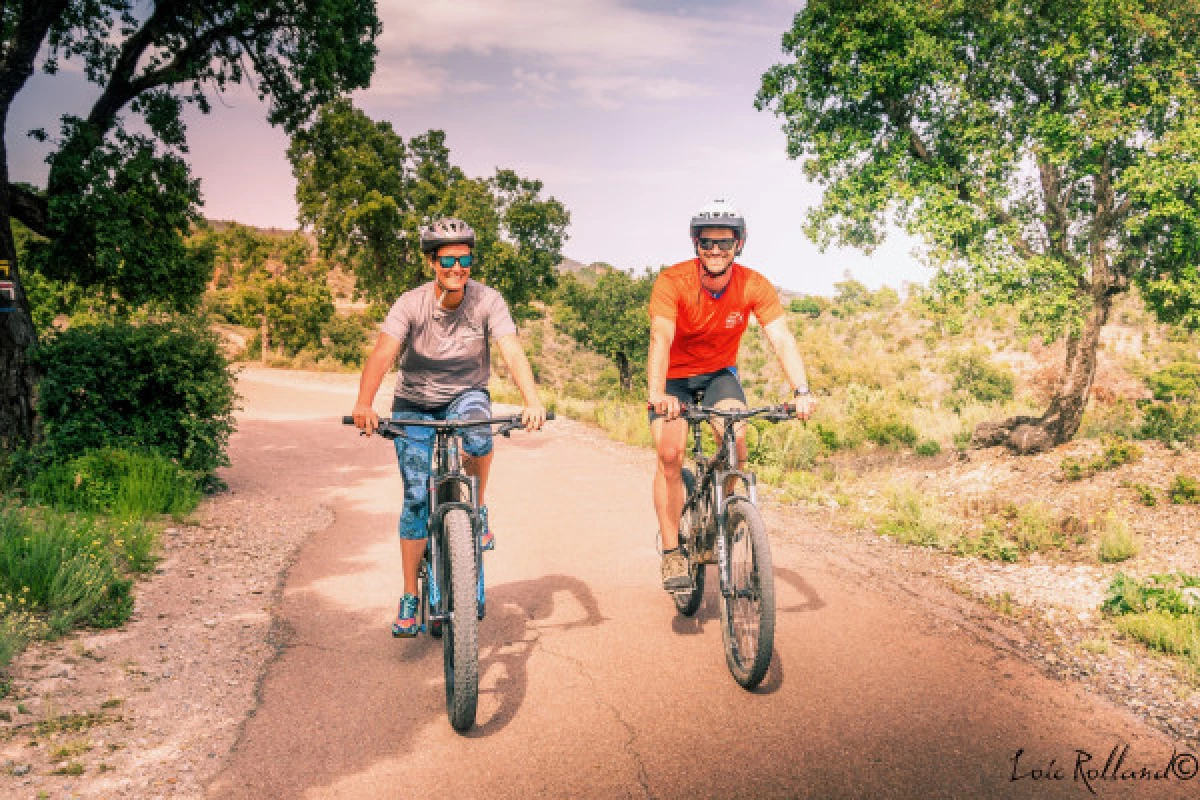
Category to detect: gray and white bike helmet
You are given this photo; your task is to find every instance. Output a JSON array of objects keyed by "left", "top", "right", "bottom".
[
  {"left": 689, "top": 199, "right": 747, "bottom": 242},
  {"left": 419, "top": 217, "right": 476, "bottom": 254}
]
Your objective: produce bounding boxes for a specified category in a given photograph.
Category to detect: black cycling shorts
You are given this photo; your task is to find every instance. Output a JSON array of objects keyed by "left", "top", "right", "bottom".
[{"left": 649, "top": 367, "right": 746, "bottom": 421}]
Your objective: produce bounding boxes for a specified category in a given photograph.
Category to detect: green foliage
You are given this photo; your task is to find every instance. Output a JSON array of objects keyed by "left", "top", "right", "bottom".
[
  {"left": 1104, "top": 572, "right": 1200, "bottom": 618},
  {"left": 944, "top": 348, "right": 1015, "bottom": 410},
  {"left": 1168, "top": 474, "right": 1200, "bottom": 504},
  {"left": 1130, "top": 483, "right": 1158, "bottom": 507},
  {"left": 554, "top": 269, "right": 654, "bottom": 392},
  {"left": 289, "top": 100, "right": 569, "bottom": 319},
  {"left": 264, "top": 273, "right": 335, "bottom": 355},
  {"left": 32, "top": 318, "right": 237, "bottom": 482},
  {"left": 28, "top": 448, "right": 200, "bottom": 518},
  {"left": 789, "top": 296, "right": 824, "bottom": 317},
  {"left": 953, "top": 521, "right": 1020, "bottom": 563},
  {"left": 759, "top": 1, "right": 1200, "bottom": 335},
  {"left": 1061, "top": 438, "right": 1142, "bottom": 481},
  {"left": 29, "top": 125, "right": 213, "bottom": 313},
  {"left": 0, "top": 508, "right": 143, "bottom": 638},
  {"left": 322, "top": 313, "right": 373, "bottom": 367},
  {"left": 914, "top": 439, "right": 942, "bottom": 457},
  {"left": 1138, "top": 362, "right": 1200, "bottom": 446},
  {"left": 877, "top": 484, "right": 948, "bottom": 547}
]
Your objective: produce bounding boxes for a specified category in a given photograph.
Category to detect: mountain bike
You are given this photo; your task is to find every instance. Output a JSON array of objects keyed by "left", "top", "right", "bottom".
[
  {"left": 343, "top": 411, "right": 552, "bottom": 731},
  {"left": 667, "top": 397, "right": 794, "bottom": 689}
]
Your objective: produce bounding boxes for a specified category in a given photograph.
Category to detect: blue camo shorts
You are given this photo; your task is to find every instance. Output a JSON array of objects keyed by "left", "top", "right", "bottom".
[{"left": 392, "top": 389, "right": 493, "bottom": 540}]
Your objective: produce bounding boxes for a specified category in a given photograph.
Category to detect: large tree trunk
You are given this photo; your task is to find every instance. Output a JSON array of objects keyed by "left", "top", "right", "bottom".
[
  {"left": 972, "top": 294, "right": 1112, "bottom": 455},
  {"left": 0, "top": 182, "right": 40, "bottom": 451}
]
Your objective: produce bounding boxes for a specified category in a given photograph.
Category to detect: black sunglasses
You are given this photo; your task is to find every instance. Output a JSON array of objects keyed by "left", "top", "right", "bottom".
[
  {"left": 436, "top": 254, "right": 474, "bottom": 268},
  {"left": 697, "top": 237, "right": 738, "bottom": 252}
]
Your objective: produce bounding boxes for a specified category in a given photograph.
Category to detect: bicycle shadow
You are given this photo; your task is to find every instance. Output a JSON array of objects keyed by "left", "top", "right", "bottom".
[
  {"left": 465, "top": 573, "right": 606, "bottom": 738},
  {"left": 774, "top": 566, "right": 826, "bottom": 614},
  {"left": 669, "top": 564, "right": 825, "bottom": 637}
]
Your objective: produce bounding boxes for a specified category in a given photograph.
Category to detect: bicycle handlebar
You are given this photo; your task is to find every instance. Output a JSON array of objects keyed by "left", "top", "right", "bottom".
[
  {"left": 342, "top": 411, "right": 555, "bottom": 438},
  {"left": 646, "top": 403, "right": 797, "bottom": 423}
]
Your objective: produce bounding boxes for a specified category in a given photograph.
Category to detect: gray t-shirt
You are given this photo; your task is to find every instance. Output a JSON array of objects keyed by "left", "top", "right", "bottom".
[{"left": 381, "top": 279, "right": 518, "bottom": 408}]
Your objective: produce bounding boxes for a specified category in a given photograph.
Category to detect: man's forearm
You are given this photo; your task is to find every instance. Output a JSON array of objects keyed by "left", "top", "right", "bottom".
[
  {"left": 767, "top": 328, "right": 810, "bottom": 393},
  {"left": 356, "top": 349, "right": 392, "bottom": 408},
  {"left": 647, "top": 333, "right": 670, "bottom": 395}
]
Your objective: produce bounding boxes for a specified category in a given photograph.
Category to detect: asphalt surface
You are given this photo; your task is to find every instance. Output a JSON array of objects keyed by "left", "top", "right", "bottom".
[{"left": 207, "top": 370, "right": 1196, "bottom": 799}]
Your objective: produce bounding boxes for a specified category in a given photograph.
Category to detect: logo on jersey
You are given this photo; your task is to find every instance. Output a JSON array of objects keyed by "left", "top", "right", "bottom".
[{"left": 724, "top": 311, "right": 745, "bottom": 328}]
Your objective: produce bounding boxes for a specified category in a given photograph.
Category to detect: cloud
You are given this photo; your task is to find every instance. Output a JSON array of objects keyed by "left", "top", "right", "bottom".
[
  {"left": 355, "top": 57, "right": 490, "bottom": 103},
  {"left": 567, "top": 74, "right": 708, "bottom": 109},
  {"left": 376, "top": 0, "right": 769, "bottom": 67}
]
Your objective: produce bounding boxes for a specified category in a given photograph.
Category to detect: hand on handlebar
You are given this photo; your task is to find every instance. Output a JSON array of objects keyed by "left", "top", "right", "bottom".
[
  {"left": 647, "top": 392, "right": 681, "bottom": 421},
  {"left": 792, "top": 394, "right": 817, "bottom": 422},
  {"left": 351, "top": 403, "right": 380, "bottom": 436},
  {"left": 521, "top": 403, "right": 547, "bottom": 432}
]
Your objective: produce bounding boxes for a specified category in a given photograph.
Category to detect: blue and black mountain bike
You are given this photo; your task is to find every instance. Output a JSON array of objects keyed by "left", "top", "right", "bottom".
[{"left": 344, "top": 411, "right": 552, "bottom": 731}]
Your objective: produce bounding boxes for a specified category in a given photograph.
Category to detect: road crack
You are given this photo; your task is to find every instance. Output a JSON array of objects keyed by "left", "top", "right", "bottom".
[{"left": 539, "top": 641, "right": 654, "bottom": 799}]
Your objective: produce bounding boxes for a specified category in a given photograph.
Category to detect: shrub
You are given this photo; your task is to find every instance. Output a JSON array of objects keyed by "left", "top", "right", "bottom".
[
  {"left": 789, "top": 296, "right": 823, "bottom": 318},
  {"left": 877, "top": 485, "right": 949, "bottom": 547},
  {"left": 1096, "top": 514, "right": 1139, "bottom": 563},
  {"left": 1130, "top": 483, "right": 1158, "bottom": 507},
  {"left": 915, "top": 439, "right": 942, "bottom": 457},
  {"left": 33, "top": 318, "right": 237, "bottom": 484},
  {"left": 1138, "top": 362, "right": 1200, "bottom": 446},
  {"left": 1168, "top": 474, "right": 1200, "bottom": 504},
  {"left": 944, "top": 348, "right": 1015, "bottom": 409}
]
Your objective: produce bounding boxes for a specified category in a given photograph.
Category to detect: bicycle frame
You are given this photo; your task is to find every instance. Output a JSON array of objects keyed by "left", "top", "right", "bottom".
[
  {"left": 423, "top": 428, "right": 483, "bottom": 626},
  {"left": 680, "top": 403, "right": 789, "bottom": 599}
]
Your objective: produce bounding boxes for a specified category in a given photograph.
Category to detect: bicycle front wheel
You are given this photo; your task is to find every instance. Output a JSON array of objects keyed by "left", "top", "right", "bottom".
[
  {"left": 442, "top": 508, "right": 479, "bottom": 731},
  {"left": 719, "top": 499, "right": 775, "bottom": 689},
  {"left": 672, "top": 467, "right": 706, "bottom": 617}
]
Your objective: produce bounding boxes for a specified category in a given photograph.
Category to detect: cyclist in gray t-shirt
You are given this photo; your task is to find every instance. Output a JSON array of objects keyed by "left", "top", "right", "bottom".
[{"left": 351, "top": 218, "right": 546, "bottom": 637}]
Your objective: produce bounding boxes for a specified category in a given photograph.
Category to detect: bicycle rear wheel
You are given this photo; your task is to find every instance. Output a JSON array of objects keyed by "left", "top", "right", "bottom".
[
  {"left": 442, "top": 508, "right": 479, "bottom": 731},
  {"left": 719, "top": 499, "right": 775, "bottom": 689},
  {"left": 672, "top": 467, "right": 706, "bottom": 617}
]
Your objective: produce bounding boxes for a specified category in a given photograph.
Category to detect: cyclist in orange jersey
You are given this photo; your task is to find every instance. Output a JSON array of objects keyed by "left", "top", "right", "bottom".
[{"left": 647, "top": 200, "right": 816, "bottom": 590}]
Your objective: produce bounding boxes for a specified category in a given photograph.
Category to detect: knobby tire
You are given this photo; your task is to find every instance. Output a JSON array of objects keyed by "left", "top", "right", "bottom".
[
  {"left": 673, "top": 467, "right": 706, "bottom": 616},
  {"left": 719, "top": 499, "right": 775, "bottom": 689},
  {"left": 443, "top": 508, "right": 479, "bottom": 731}
]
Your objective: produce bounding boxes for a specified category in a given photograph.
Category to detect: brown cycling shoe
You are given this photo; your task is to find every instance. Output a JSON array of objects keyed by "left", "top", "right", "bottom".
[{"left": 661, "top": 549, "right": 691, "bottom": 591}]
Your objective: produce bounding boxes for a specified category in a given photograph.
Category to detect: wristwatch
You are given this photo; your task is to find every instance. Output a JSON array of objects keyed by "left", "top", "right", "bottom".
[{"left": 792, "top": 387, "right": 812, "bottom": 398}]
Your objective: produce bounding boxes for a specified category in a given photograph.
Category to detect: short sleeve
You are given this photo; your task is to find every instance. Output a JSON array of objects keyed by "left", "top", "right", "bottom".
[
  {"left": 748, "top": 273, "right": 784, "bottom": 327},
  {"left": 485, "top": 290, "right": 518, "bottom": 339},
  {"left": 380, "top": 297, "right": 410, "bottom": 342},
  {"left": 648, "top": 272, "right": 680, "bottom": 320}
]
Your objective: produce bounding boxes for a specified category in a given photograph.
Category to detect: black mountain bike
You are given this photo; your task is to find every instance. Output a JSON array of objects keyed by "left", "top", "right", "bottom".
[
  {"left": 343, "top": 411, "right": 552, "bottom": 732},
  {"left": 669, "top": 397, "right": 794, "bottom": 689}
]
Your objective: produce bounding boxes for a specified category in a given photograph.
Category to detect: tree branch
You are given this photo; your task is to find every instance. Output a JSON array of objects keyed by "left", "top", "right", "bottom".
[
  {"left": 0, "top": 0, "right": 70, "bottom": 114},
  {"left": 8, "top": 182, "right": 48, "bottom": 236}
]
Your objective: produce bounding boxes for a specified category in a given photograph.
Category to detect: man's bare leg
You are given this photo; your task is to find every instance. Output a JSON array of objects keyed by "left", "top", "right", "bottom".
[{"left": 652, "top": 416, "right": 688, "bottom": 550}]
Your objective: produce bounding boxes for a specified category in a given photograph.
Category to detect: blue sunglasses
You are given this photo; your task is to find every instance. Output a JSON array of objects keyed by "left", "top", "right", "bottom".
[{"left": 437, "top": 254, "right": 474, "bottom": 268}]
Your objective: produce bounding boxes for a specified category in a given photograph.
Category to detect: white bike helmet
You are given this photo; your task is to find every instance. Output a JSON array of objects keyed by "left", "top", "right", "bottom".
[
  {"left": 689, "top": 199, "right": 747, "bottom": 242},
  {"left": 419, "top": 218, "right": 476, "bottom": 254}
]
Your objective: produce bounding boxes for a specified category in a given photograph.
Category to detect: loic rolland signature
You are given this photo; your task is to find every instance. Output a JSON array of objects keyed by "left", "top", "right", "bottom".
[{"left": 1010, "top": 744, "right": 1198, "bottom": 795}]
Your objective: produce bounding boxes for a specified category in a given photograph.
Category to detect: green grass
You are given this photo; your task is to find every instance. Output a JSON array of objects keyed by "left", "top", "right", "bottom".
[
  {"left": 1168, "top": 474, "right": 1200, "bottom": 504},
  {"left": 1103, "top": 572, "right": 1200, "bottom": 678},
  {"left": 1096, "top": 514, "right": 1139, "bottom": 563},
  {"left": 29, "top": 448, "right": 201, "bottom": 519},
  {"left": 0, "top": 506, "right": 159, "bottom": 665},
  {"left": 877, "top": 484, "right": 950, "bottom": 547}
]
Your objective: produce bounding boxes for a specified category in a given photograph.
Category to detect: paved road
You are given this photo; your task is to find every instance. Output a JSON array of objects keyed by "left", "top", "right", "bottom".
[{"left": 208, "top": 370, "right": 1194, "bottom": 799}]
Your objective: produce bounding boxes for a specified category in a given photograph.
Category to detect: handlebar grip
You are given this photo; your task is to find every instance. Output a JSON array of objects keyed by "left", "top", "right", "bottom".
[
  {"left": 546, "top": 411, "right": 556, "bottom": 421},
  {"left": 782, "top": 404, "right": 796, "bottom": 415},
  {"left": 342, "top": 415, "right": 355, "bottom": 425}
]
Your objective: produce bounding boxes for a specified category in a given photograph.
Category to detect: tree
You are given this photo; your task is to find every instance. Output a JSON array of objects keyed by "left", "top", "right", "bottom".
[
  {"left": 555, "top": 268, "right": 655, "bottom": 393},
  {"left": 758, "top": 0, "right": 1200, "bottom": 453},
  {"left": 0, "top": 1, "right": 380, "bottom": 449},
  {"left": 289, "top": 100, "right": 570, "bottom": 318}
]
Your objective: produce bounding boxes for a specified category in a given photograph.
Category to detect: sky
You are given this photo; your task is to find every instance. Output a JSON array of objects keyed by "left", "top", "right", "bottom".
[{"left": 9, "top": 0, "right": 930, "bottom": 296}]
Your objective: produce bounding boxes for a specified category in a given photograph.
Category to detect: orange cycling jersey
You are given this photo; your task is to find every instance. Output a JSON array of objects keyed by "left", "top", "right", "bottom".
[{"left": 648, "top": 259, "right": 784, "bottom": 379}]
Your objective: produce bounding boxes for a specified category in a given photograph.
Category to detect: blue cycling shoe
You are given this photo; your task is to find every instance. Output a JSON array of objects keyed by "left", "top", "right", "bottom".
[
  {"left": 392, "top": 593, "right": 420, "bottom": 638},
  {"left": 480, "top": 506, "right": 495, "bottom": 552}
]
